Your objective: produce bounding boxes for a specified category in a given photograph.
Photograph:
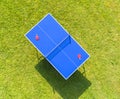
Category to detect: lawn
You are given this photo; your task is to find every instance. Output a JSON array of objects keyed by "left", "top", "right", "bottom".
[{"left": 0, "top": 0, "right": 120, "bottom": 99}]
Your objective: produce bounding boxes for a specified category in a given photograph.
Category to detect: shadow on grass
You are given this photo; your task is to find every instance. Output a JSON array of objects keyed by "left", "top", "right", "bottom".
[{"left": 35, "top": 59, "right": 91, "bottom": 99}]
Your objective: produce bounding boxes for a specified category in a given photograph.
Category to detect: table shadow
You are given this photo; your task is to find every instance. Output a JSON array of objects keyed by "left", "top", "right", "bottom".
[{"left": 35, "top": 59, "right": 91, "bottom": 99}]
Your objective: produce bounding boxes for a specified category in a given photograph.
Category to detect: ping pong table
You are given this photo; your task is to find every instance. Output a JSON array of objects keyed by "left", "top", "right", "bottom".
[{"left": 25, "top": 13, "right": 90, "bottom": 79}]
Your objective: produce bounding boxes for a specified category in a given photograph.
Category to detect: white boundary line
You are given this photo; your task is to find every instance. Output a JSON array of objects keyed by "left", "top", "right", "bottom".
[{"left": 24, "top": 13, "right": 90, "bottom": 80}]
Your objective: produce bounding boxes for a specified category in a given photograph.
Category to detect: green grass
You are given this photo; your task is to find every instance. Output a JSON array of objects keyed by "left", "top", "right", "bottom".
[{"left": 0, "top": 0, "right": 120, "bottom": 98}]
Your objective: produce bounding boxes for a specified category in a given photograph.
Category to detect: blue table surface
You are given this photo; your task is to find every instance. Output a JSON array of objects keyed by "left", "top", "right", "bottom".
[{"left": 25, "top": 13, "right": 90, "bottom": 79}]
